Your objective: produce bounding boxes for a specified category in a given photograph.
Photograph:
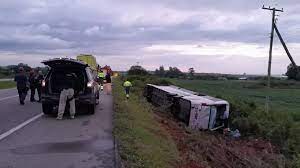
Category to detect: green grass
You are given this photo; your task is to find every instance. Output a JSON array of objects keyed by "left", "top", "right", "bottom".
[
  {"left": 0, "top": 81, "right": 16, "bottom": 89},
  {"left": 113, "top": 77, "right": 179, "bottom": 168}
]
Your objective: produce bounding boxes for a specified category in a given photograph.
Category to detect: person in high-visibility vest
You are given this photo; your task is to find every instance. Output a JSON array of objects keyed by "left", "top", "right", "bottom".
[
  {"left": 97, "top": 70, "right": 105, "bottom": 90},
  {"left": 123, "top": 80, "right": 132, "bottom": 99}
]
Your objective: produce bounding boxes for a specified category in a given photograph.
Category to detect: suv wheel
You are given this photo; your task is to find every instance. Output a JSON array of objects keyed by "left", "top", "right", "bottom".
[{"left": 42, "top": 103, "right": 53, "bottom": 115}]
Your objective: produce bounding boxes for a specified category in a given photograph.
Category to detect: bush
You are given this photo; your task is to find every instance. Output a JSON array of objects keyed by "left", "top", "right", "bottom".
[
  {"left": 231, "top": 101, "right": 299, "bottom": 160},
  {"left": 290, "top": 154, "right": 300, "bottom": 168},
  {"left": 286, "top": 63, "right": 300, "bottom": 80},
  {"left": 216, "top": 94, "right": 298, "bottom": 158},
  {"left": 123, "top": 75, "right": 172, "bottom": 88}
]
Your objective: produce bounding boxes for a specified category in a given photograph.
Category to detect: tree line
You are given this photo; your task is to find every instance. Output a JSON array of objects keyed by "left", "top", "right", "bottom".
[
  {"left": 0, "top": 63, "right": 48, "bottom": 78},
  {"left": 128, "top": 65, "right": 195, "bottom": 78},
  {"left": 128, "top": 63, "right": 300, "bottom": 81}
]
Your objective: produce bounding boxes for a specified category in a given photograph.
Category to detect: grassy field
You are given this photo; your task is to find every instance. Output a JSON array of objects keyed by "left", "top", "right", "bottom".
[
  {"left": 169, "top": 79, "right": 300, "bottom": 120},
  {"left": 112, "top": 77, "right": 179, "bottom": 168},
  {"left": 0, "top": 81, "right": 16, "bottom": 89}
]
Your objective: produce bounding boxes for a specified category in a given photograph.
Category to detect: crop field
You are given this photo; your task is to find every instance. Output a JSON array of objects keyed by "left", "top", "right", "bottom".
[{"left": 170, "top": 79, "right": 300, "bottom": 119}]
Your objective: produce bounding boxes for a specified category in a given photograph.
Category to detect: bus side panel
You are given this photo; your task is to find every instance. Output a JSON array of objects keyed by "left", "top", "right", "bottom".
[{"left": 177, "top": 99, "right": 191, "bottom": 125}]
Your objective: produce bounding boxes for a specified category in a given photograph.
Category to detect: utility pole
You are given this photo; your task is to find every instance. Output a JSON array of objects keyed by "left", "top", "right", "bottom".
[{"left": 262, "top": 5, "right": 283, "bottom": 113}]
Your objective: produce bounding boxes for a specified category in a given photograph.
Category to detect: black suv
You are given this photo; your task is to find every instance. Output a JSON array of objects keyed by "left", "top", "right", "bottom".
[{"left": 41, "top": 58, "right": 99, "bottom": 115}]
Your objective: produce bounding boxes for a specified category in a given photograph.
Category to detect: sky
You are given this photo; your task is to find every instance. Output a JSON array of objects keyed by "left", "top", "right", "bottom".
[{"left": 0, "top": 0, "right": 300, "bottom": 74}]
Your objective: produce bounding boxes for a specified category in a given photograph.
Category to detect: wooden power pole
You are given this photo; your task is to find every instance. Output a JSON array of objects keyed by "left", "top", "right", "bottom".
[
  {"left": 262, "top": 5, "right": 283, "bottom": 113},
  {"left": 274, "top": 24, "right": 297, "bottom": 67}
]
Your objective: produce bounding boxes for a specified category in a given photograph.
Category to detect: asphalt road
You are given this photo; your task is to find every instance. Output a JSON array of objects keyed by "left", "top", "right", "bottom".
[{"left": 0, "top": 88, "right": 115, "bottom": 168}]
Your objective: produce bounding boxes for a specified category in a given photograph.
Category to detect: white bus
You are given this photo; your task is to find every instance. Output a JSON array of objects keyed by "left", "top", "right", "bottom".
[{"left": 144, "top": 84, "right": 230, "bottom": 130}]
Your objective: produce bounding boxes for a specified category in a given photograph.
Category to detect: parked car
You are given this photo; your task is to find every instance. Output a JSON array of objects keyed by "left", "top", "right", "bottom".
[{"left": 41, "top": 58, "right": 99, "bottom": 115}]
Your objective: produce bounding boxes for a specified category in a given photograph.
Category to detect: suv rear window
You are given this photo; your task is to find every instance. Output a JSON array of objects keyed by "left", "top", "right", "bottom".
[{"left": 49, "top": 69, "right": 86, "bottom": 94}]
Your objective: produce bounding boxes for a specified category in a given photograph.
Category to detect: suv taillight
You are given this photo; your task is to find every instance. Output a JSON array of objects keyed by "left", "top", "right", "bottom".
[{"left": 87, "top": 81, "right": 93, "bottom": 88}]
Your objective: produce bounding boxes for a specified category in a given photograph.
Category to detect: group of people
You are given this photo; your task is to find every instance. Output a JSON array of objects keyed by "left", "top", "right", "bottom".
[
  {"left": 97, "top": 70, "right": 112, "bottom": 94},
  {"left": 97, "top": 70, "right": 132, "bottom": 99},
  {"left": 29, "top": 69, "right": 44, "bottom": 102},
  {"left": 14, "top": 67, "right": 44, "bottom": 105},
  {"left": 15, "top": 66, "right": 131, "bottom": 118}
]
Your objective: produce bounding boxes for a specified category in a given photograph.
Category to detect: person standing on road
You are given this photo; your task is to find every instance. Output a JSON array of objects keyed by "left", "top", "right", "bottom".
[
  {"left": 57, "top": 73, "right": 78, "bottom": 120},
  {"left": 14, "top": 67, "right": 29, "bottom": 105},
  {"left": 105, "top": 73, "right": 112, "bottom": 95},
  {"left": 97, "top": 70, "right": 105, "bottom": 91},
  {"left": 123, "top": 79, "right": 132, "bottom": 99},
  {"left": 29, "top": 70, "right": 36, "bottom": 102},
  {"left": 35, "top": 70, "right": 44, "bottom": 102}
]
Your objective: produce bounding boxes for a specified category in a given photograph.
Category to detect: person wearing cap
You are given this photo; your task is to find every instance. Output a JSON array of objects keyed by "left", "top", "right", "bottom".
[
  {"left": 123, "top": 79, "right": 132, "bottom": 99},
  {"left": 14, "top": 67, "right": 29, "bottom": 105}
]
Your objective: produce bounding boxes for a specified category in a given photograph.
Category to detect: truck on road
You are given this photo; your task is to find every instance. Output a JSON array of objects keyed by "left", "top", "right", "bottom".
[{"left": 77, "top": 54, "right": 98, "bottom": 71}]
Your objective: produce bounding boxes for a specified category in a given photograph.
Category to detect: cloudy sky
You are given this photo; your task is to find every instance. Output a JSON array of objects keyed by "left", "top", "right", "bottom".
[{"left": 0, "top": 0, "right": 300, "bottom": 74}]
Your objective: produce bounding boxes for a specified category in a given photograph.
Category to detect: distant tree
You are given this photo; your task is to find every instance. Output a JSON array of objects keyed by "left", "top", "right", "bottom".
[
  {"left": 165, "top": 67, "right": 183, "bottom": 78},
  {"left": 17, "top": 63, "right": 31, "bottom": 72},
  {"left": 155, "top": 65, "right": 165, "bottom": 77},
  {"left": 286, "top": 63, "right": 300, "bottom": 80},
  {"left": 188, "top": 67, "right": 195, "bottom": 77},
  {"left": 128, "top": 65, "right": 148, "bottom": 76}
]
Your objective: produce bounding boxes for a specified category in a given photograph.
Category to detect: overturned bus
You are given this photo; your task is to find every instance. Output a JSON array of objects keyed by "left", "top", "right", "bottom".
[
  {"left": 144, "top": 84, "right": 230, "bottom": 130},
  {"left": 144, "top": 84, "right": 195, "bottom": 108}
]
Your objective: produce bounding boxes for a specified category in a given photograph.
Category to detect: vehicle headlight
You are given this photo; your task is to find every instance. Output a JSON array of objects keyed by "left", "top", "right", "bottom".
[
  {"left": 42, "top": 80, "right": 46, "bottom": 87},
  {"left": 87, "top": 81, "right": 93, "bottom": 87}
]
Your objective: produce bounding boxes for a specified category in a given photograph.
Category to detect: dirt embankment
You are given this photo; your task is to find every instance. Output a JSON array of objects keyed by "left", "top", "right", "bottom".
[{"left": 154, "top": 112, "right": 285, "bottom": 168}]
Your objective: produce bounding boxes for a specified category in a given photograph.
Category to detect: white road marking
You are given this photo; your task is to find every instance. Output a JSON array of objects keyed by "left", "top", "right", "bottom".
[
  {"left": 0, "top": 88, "right": 16, "bottom": 93},
  {"left": 0, "top": 95, "right": 19, "bottom": 102},
  {"left": 0, "top": 78, "right": 13, "bottom": 81},
  {"left": 0, "top": 113, "right": 43, "bottom": 141}
]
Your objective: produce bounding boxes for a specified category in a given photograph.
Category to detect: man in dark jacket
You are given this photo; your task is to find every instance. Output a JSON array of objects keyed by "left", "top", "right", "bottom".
[
  {"left": 35, "top": 70, "right": 44, "bottom": 102},
  {"left": 14, "top": 67, "right": 28, "bottom": 105},
  {"left": 29, "top": 70, "right": 36, "bottom": 102},
  {"left": 104, "top": 73, "right": 112, "bottom": 94}
]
